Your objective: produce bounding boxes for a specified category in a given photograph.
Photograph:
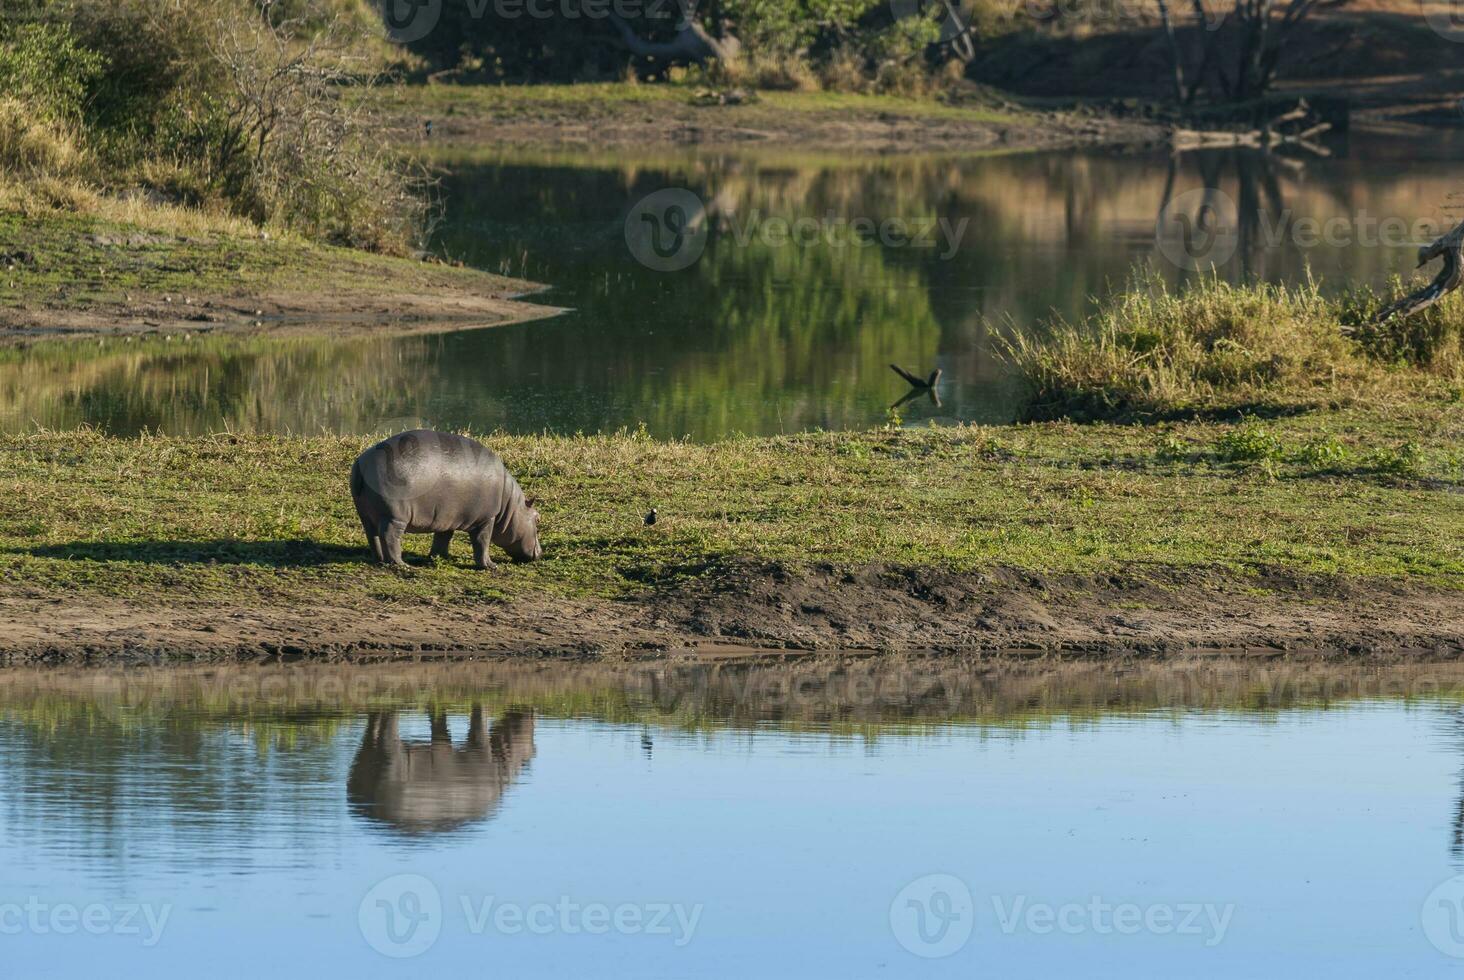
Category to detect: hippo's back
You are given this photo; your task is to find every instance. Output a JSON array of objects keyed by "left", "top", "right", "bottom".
[{"left": 352, "top": 430, "right": 506, "bottom": 528}]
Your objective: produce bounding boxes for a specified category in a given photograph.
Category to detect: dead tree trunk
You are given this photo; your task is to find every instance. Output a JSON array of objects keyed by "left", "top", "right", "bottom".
[
  {"left": 608, "top": 14, "right": 740, "bottom": 65},
  {"left": 1155, "top": 0, "right": 1187, "bottom": 104},
  {"left": 1374, "top": 219, "right": 1464, "bottom": 325},
  {"left": 939, "top": 0, "right": 978, "bottom": 62}
]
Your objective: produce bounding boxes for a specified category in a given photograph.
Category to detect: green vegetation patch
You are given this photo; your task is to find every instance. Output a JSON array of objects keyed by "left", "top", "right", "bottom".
[
  {"left": 996, "top": 271, "right": 1464, "bottom": 421},
  {"left": 1, "top": 405, "right": 1459, "bottom": 615},
  {"left": 0, "top": 211, "right": 530, "bottom": 314}
]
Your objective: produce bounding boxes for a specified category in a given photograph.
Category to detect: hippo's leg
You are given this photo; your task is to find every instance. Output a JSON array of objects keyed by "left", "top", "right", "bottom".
[
  {"left": 470, "top": 528, "right": 498, "bottom": 571},
  {"left": 430, "top": 531, "right": 454, "bottom": 560},
  {"left": 380, "top": 519, "right": 408, "bottom": 567},
  {"left": 359, "top": 515, "right": 384, "bottom": 564}
]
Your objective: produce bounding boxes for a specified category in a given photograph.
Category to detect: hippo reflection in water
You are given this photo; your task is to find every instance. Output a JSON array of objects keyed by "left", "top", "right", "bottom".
[{"left": 347, "top": 707, "right": 535, "bottom": 835}]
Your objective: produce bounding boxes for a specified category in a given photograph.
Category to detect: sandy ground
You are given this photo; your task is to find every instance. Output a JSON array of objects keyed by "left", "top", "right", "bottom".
[{"left": 2, "top": 562, "right": 1459, "bottom": 665}]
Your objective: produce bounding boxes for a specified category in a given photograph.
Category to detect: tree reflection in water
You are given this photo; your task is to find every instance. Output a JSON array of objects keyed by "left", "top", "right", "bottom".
[{"left": 0, "top": 138, "right": 1453, "bottom": 439}]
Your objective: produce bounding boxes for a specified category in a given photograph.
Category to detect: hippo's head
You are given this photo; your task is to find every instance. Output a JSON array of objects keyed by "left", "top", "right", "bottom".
[{"left": 496, "top": 494, "right": 543, "bottom": 563}]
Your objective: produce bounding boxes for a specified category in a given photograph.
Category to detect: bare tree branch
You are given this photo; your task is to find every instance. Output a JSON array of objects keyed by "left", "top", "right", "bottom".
[{"left": 1373, "top": 220, "right": 1464, "bottom": 326}]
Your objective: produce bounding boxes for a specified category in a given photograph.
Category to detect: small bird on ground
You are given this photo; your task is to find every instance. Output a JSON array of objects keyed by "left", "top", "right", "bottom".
[
  {"left": 424, "top": 119, "right": 433, "bottom": 138},
  {"left": 644, "top": 508, "right": 658, "bottom": 526}
]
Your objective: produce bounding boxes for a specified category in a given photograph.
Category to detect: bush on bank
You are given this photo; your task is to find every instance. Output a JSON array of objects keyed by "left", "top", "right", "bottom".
[
  {"left": 996, "top": 271, "right": 1464, "bottom": 421},
  {"left": 0, "top": 0, "right": 423, "bottom": 253}
]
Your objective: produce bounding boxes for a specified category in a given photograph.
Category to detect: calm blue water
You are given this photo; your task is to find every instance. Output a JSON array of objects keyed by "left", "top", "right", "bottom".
[{"left": 2, "top": 664, "right": 1463, "bottom": 976}]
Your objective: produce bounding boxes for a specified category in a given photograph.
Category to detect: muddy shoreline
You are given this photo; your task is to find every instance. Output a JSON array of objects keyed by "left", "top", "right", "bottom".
[
  {"left": 3, "top": 562, "right": 1459, "bottom": 666},
  {"left": 0, "top": 285, "right": 565, "bottom": 345}
]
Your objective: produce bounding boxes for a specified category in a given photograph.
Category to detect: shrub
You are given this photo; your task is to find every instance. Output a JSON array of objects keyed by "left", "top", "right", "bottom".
[
  {"left": 995, "top": 270, "right": 1367, "bottom": 420},
  {"left": 0, "top": 98, "right": 88, "bottom": 178},
  {"left": 1214, "top": 422, "right": 1284, "bottom": 463},
  {"left": 0, "top": 22, "right": 105, "bottom": 122},
  {"left": 720, "top": 50, "right": 821, "bottom": 92},
  {"left": 1366, "top": 441, "right": 1427, "bottom": 478},
  {"left": 1295, "top": 437, "right": 1348, "bottom": 468},
  {"left": 4, "top": 0, "right": 427, "bottom": 253},
  {"left": 1337, "top": 280, "right": 1464, "bottom": 376}
]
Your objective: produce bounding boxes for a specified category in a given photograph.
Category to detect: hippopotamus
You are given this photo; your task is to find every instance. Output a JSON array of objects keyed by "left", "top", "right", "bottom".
[{"left": 350, "top": 430, "right": 542, "bottom": 568}]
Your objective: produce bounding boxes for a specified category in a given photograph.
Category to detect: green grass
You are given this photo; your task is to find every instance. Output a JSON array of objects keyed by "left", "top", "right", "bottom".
[
  {"left": 0, "top": 210, "right": 532, "bottom": 316},
  {"left": 398, "top": 81, "right": 686, "bottom": 111},
  {"left": 376, "top": 80, "right": 1026, "bottom": 134},
  {"left": 754, "top": 88, "right": 1018, "bottom": 124},
  {"left": 996, "top": 271, "right": 1464, "bottom": 421},
  {"left": 1, "top": 401, "right": 1460, "bottom": 616}
]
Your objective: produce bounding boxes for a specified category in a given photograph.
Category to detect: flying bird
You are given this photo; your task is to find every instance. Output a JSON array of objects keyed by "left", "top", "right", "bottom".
[{"left": 890, "top": 364, "right": 942, "bottom": 389}]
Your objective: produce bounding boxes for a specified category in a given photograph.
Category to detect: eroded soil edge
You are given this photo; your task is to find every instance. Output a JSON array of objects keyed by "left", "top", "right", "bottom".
[{"left": 2, "top": 562, "right": 1460, "bottom": 665}]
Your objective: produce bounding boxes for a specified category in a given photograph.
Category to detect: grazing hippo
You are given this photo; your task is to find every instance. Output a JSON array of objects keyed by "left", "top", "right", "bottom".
[{"left": 350, "top": 429, "right": 542, "bottom": 568}]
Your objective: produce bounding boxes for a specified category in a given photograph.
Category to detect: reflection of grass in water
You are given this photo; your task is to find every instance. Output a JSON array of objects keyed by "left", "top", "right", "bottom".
[
  {"left": 5, "top": 662, "right": 1464, "bottom": 741},
  {"left": 6, "top": 662, "right": 1462, "bottom": 850},
  {"left": 0, "top": 332, "right": 442, "bottom": 436}
]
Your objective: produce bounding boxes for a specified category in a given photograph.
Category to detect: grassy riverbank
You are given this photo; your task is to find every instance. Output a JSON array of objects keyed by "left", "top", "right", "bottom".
[
  {"left": 0, "top": 395, "right": 1460, "bottom": 661},
  {"left": 5, "top": 408, "right": 1462, "bottom": 598},
  {"left": 373, "top": 80, "right": 1158, "bottom": 152},
  {"left": 0, "top": 209, "right": 555, "bottom": 340}
]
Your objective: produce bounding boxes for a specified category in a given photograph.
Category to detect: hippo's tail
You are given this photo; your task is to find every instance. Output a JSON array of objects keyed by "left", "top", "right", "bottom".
[{"left": 349, "top": 458, "right": 365, "bottom": 499}]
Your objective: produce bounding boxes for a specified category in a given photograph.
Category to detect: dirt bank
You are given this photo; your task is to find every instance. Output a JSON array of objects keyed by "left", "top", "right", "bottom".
[
  {"left": 0, "top": 285, "right": 564, "bottom": 343},
  {"left": 3, "top": 562, "right": 1459, "bottom": 665}
]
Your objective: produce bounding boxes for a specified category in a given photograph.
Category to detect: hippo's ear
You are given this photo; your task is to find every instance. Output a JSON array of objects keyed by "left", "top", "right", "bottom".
[{"left": 525, "top": 496, "right": 538, "bottom": 510}]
